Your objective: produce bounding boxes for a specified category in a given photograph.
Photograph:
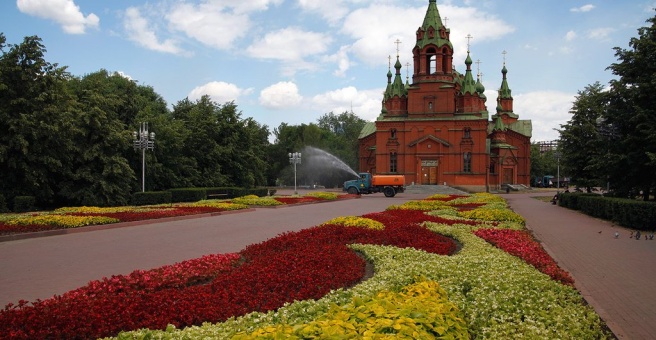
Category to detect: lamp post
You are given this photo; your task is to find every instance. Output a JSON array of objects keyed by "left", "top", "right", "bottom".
[
  {"left": 133, "top": 122, "right": 155, "bottom": 192},
  {"left": 288, "top": 152, "right": 302, "bottom": 195},
  {"left": 554, "top": 151, "right": 561, "bottom": 192}
]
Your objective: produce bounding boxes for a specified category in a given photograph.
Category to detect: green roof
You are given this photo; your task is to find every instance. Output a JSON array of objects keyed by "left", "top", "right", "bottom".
[
  {"left": 358, "top": 121, "right": 377, "bottom": 139},
  {"left": 416, "top": 0, "right": 453, "bottom": 50}
]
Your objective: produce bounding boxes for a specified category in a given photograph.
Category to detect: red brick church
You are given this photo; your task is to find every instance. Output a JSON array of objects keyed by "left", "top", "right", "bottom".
[{"left": 358, "top": 0, "right": 531, "bottom": 192}]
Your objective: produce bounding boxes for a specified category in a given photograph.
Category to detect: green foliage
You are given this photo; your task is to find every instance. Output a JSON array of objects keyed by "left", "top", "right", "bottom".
[
  {"left": 130, "top": 191, "right": 172, "bottom": 206},
  {"left": 13, "top": 196, "right": 36, "bottom": 213},
  {"left": 558, "top": 82, "right": 609, "bottom": 191},
  {"left": 169, "top": 188, "right": 207, "bottom": 203},
  {"left": 0, "top": 193, "right": 7, "bottom": 213}
]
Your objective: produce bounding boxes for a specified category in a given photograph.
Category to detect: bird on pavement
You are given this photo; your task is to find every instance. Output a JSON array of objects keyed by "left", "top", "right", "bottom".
[{"left": 614, "top": 232, "right": 619, "bottom": 238}]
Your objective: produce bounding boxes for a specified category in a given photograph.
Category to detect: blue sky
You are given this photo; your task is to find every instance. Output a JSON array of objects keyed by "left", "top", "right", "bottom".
[{"left": 2, "top": 0, "right": 654, "bottom": 142}]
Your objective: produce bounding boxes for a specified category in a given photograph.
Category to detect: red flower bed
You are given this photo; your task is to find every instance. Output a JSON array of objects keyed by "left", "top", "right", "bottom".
[
  {"left": 363, "top": 209, "right": 481, "bottom": 228},
  {"left": 0, "top": 216, "right": 457, "bottom": 339},
  {"left": 0, "top": 223, "right": 63, "bottom": 235},
  {"left": 473, "top": 228, "right": 574, "bottom": 286}
]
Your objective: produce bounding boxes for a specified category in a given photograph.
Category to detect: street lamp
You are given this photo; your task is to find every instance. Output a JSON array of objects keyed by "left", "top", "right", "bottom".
[
  {"left": 133, "top": 122, "right": 155, "bottom": 192},
  {"left": 288, "top": 152, "right": 302, "bottom": 195},
  {"left": 554, "top": 151, "right": 561, "bottom": 192}
]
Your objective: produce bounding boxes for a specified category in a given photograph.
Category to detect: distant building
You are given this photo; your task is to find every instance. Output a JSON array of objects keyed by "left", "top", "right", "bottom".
[{"left": 358, "top": 0, "right": 532, "bottom": 192}]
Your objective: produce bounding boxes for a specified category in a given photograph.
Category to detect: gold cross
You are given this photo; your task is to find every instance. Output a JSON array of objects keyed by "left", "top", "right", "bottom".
[
  {"left": 465, "top": 34, "right": 473, "bottom": 52},
  {"left": 475, "top": 59, "right": 482, "bottom": 76},
  {"left": 394, "top": 39, "right": 402, "bottom": 57},
  {"left": 406, "top": 62, "right": 410, "bottom": 80},
  {"left": 502, "top": 50, "right": 507, "bottom": 66},
  {"left": 444, "top": 16, "right": 448, "bottom": 27}
]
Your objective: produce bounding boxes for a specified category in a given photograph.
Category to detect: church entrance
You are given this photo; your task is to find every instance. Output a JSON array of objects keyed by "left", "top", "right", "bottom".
[
  {"left": 503, "top": 168, "right": 514, "bottom": 184},
  {"left": 421, "top": 160, "right": 438, "bottom": 185}
]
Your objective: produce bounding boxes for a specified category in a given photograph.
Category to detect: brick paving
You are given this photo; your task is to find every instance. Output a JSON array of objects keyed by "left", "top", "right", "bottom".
[{"left": 504, "top": 191, "right": 656, "bottom": 340}]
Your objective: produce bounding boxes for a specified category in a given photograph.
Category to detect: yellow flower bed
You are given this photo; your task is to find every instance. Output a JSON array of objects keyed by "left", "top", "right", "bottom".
[
  {"left": 231, "top": 196, "right": 283, "bottom": 206},
  {"left": 187, "top": 201, "right": 249, "bottom": 210},
  {"left": 387, "top": 200, "right": 449, "bottom": 211},
  {"left": 305, "top": 191, "right": 339, "bottom": 200},
  {"left": 7, "top": 215, "right": 119, "bottom": 228},
  {"left": 321, "top": 216, "right": 385, "bottom": 230},
  {"left": 448, "top": 192, "right": 506, "bottom": 205},
  {"left": 233, "top": 279, "right": 469, "bottom": 339},
  {"left": 426, "top": 193, "right": 453, "bottom": 200},
  {"left": 54, "top": 206, "right": 152, "bottom": 214},
  {"left": 458, "top": 207, "right": 526, "bottom": 225}
]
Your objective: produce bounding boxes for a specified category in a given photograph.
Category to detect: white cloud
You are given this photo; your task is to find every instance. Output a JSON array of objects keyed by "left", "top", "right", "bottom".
[
  {"left": 167, "top": 2, "right": 250, "bottom": 50},
  {"left": 297, "top": 0, "right": 350, "bottom": 24},
  {"left": 586, "top": 27, "right": 615, "bottom": 40},
  {"left": 124, "top": 7, "right": 186, "bottom": 55},
  {"left": 311, "top": 86, "right": 383, "bottom": 121},
  {"left": 324, "top": 45, "right": 352, "bottom": 77},
  {"left": 565, "top": 30, "right": 577, "bottom": 42},
  {"left": 17, "top": 0, "right": 99, "bottom": 34},
  {"left": 342, "top": 4, "right": 514, "bottom": 68},
  {"left": 259, "top": 81, "right": 303, "bottom": 109},
  {"left": 188, "top": 81, "right": 253, "bottom": 104},
  {"left": 514, "top": 91, "right": 575, "bottom": 142},
  {"left": 570, "top": 4, "right": 595, "bottom": 12},
  {"left": 247, "top": 27, "right": 333, "bottom": 61}
]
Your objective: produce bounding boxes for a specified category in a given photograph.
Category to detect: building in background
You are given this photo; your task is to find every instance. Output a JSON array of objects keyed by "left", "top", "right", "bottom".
[{"left": 358, "top": 0, "right": 531, "bottom": 192}]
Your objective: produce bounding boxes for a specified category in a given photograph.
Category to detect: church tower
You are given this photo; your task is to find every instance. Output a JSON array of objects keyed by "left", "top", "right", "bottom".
[{"left": 358, "top": 0, "right": 532, "bottom": 192}]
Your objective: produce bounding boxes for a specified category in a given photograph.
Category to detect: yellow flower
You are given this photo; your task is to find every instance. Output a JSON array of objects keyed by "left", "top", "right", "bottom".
[{"left": 321, "top": 216, "right": 385, "bottom": 230}]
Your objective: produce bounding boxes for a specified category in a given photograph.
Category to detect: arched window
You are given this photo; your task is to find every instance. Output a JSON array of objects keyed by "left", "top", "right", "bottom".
[
  {"left": 463, "top": 127, "right": 471, "bottom": 138},
  {"left": 428, "top": 102, "right": 433, "bottom": 112},
  {"left": 441, "top": 47, "right": 449, "bottom": 73},
  {"left": 463, "top": 152, "right": 472, "bottom": 173},
  {"left": 390, "top": 128, "right": 397, "bottom": 139},
  {"left": 390, "top": 152, "right": 398, "bottom": 173},
  {"left": 426, "top": 48, "right": 437, "bottom": 74}
]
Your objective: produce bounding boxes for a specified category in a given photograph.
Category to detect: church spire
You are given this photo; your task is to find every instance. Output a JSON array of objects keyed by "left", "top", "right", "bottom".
[{"left": 415, "top": 0, "right": 452, "bottom": 50}]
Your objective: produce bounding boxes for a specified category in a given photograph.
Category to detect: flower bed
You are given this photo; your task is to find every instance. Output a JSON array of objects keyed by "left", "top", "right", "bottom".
[
  {"left": 0, "top": 193, "right": 611, "bottom": 339},
  {"left": 0, "top": 216, "right": 456, "bottom": 339}
]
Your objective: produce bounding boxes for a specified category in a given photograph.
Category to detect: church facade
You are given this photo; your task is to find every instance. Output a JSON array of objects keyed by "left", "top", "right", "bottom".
[{"left": 358, "top": 0, "right": 532, "bottom": 192}]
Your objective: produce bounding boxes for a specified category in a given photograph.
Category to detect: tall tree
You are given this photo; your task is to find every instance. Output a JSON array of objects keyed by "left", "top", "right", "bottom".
[
  {"left": 605, "top": 13, "right": 656, "bottom": 199},
  {"left": 558, "top": 82, "right": 609, "bottom": 192},
  {"left": 0, "top": 35, "right": 78, "bottom": 206}
]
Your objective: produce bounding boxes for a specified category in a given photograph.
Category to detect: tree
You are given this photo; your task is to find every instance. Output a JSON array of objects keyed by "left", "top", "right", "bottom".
[
  {"left": 0, "top": 35, "right": 78, "bottom": 207},
  {"left": 558, "top": 82, "right": 609, "bottom": 192},
  {"left": 605, "top": 13, "right": 656, "bottom": 199}
]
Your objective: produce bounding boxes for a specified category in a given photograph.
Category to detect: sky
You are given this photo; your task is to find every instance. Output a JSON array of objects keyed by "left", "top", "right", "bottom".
[{"left": 1, "top": 0, "right": 654, "bottom": 143}]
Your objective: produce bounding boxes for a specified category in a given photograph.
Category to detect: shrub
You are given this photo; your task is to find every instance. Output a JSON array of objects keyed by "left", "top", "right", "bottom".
[
  {"left": 131, "top": 191, "right": 172, "bottom": 206},
  {"left": 0, "top": 194, "right": 8, "bottom": 213},
  {"left": 13, "top": 196, "right": 36, "bottom": 213},
  {"left": 169, "top": 188, "right": 207, "bottom": 203}
]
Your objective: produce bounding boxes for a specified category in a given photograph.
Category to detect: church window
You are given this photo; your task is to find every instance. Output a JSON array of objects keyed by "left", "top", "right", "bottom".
[
  {"left": 489, "top": 162, "right": 496, "bottom": 174},
  {"left": 390, "top": 152, "right": 398, "bottom": 172},
  {"left": 428, "top": 102, "right": 433, "bottom": 112},
  {"left": 464, "top": 127, "right": 471, "bottom": 138},
  {"left": 426, "top": 48, "right": 437, "bottom": 74},
  {"left": 441, "top": 47, "right": 449, "bottom": 72},
  {"left": 463, "top": 152, "right": 472, "bottom": 173},
  {"left": 390, "top": 128, "right": 397, "bottom": 139}
]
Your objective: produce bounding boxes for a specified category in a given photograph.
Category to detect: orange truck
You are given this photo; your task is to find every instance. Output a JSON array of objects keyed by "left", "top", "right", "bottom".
[{"left": 343, "top": 172, "right": 405, "bottom": 197}]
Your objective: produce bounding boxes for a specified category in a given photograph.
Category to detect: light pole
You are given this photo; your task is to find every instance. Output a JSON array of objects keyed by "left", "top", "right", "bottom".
[
  {"left": 133, "top": 122, "right": 155, "bottom": 192},
  {"left": 288, "top": 152, "right": 302, "bottom": 195},
  {"left": 554, "top": 151, "right": 561, "bottom": 192}
]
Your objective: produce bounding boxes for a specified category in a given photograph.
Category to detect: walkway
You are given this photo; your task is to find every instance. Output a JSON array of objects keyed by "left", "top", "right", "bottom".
[
  {"left": 505, "top": 191, "right": 656, "bottom": 340},
  {"left": 0, "top": 191, "right": 425, "bottom": 307}
]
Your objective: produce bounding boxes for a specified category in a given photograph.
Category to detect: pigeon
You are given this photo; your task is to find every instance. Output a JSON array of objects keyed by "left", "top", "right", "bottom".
[
  {"left": 598, "top": 231, "right": 602, "bottom": 234},
  {"left": 650, "top": 234, "right": 654, "bottom": 240},
  {"left": 614, "top": 232, "right": 619, "bottom": 239}
]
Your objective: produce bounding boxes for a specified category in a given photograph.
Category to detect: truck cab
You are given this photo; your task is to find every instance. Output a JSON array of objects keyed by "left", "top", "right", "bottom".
[{"left": 343, "top": 173, "right": 372, "bottom": 195}]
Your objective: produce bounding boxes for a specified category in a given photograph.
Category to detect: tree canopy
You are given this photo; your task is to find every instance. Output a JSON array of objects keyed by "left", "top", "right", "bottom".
[{"left": 0, "top": 33, "right": 368, "bottom": 209}]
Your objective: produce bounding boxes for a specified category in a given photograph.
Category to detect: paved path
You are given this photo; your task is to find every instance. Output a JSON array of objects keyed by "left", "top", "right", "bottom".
[
  {"left": 505, "top": 191, "right": 656, "bottom": 340},
  {"left": 0, "top": 191, "right": 426, "bottom": 307}
]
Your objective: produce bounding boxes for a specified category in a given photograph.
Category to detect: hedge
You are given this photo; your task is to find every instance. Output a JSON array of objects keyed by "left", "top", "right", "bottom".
[
  {"left": 559, "top": 192, "right": 656, "bottom": 231},
  {"left": 0, "top": 194, "right": 8, "bottom": 213},
  {"left": 131, "top": 191, "right": 172, "bottom": 206},
  {"left": 13, "top": 196, "right": 36, "bottom": 213},
  {"left": 169, "top": 188, "right": 207, "bottom": 203}
]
